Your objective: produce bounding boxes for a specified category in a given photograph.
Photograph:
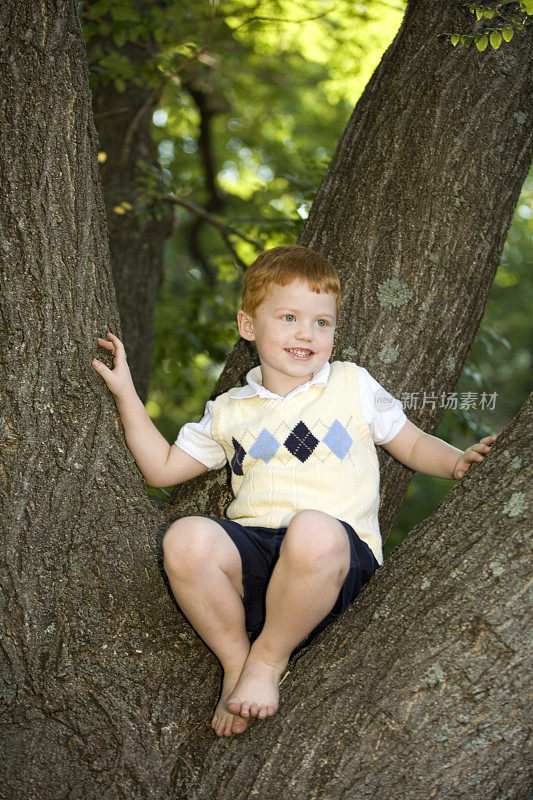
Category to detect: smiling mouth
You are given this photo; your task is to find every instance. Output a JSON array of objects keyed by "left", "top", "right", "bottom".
[{"left": 286, "top": 348, "right": 314, "bottom": 359}]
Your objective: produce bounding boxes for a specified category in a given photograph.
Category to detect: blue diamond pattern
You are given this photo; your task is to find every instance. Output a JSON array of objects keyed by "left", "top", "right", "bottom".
[
  {"left": 231, "top": 437, "right": 246, "bottom": 476},
  {"left": 284, "top": 421, "right": 319, "bottom": 463},
  {"left": 249, "top": 428, "right": 280, "bottom": 464},
  {"left": 323, "top": 419, "right": 353, "bottom": 460}
]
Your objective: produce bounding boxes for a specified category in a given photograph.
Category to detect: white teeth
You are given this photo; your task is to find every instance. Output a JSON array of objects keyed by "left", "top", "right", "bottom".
[{"left": 288, "top": 348, "right": 312, "bottom": 356}]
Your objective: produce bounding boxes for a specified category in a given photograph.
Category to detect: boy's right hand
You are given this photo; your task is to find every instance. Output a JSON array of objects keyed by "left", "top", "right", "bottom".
[{"left": 92, "top": 332, "right": 136, "bottom": 398}]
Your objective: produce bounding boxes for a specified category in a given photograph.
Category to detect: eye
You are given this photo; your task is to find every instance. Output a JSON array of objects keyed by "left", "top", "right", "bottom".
[
  {"left": 284, "top": 314, "right": 295, "bottom": 322},
  {"left": 317, "top": 319, "right": 327, "bottom": 327}
]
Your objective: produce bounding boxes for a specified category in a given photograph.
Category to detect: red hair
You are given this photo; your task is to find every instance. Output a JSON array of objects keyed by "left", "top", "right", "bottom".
[{"left": 242, "top": 245, "right": 341, "bottom": 316}]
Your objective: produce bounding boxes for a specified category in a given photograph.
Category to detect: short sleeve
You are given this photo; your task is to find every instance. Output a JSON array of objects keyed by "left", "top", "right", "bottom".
[
  {"left": 174, "top": 400, "right": 227, "bottom": 470},
  {"left": 357, "top": 367, "right": 407, "bottom": 445}
]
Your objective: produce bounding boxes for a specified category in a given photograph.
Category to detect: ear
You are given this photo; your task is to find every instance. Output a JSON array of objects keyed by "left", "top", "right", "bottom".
[{"left": 237, "top": 310, "right": 255, "bottom": 341}]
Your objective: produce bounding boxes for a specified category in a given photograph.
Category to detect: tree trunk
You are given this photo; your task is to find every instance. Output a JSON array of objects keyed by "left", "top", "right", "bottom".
[
  {"left": 0, "top": 1, "right": 531, "bottom": 799},
  {"left": 90, "top": 35, "right": 174, "bottom": 402}
]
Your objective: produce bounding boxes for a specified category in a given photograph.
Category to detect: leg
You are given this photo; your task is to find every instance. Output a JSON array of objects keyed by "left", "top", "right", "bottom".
[
  {"left": 226, "top": 510, "right": 350, "bottom": 719},
  {"left": 162, "top": 516, "right": 251, "bottom": 737}
]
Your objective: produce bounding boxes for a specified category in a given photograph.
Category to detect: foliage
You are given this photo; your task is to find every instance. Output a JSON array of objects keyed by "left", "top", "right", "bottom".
[
  {"left": 122, "top": 0, "right": 406, "bottom": 439},
  {"left": 443, "top": 0, "right": 531, "bottom": 51}
]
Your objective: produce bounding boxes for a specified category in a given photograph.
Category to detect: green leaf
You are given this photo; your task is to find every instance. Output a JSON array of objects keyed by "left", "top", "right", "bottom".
[
  {"left": 484, "top": 9, "right": 495, "bottom": 18},
  {"left": 110, "top": 5, "right": 141, "bottom": 22},
  {"left": 113, "top": 77, "right": 126, "bottom": 93},
  {"left": 87, "top": 0, "right": 112, "bottom": 17},
  {"left": 502, "top": 27, "right": 514, "bottom": 41},
  {"left": 461, "top": 35, "right": 474, "bottom": 47},
  {"left": 490, "top": 31, "right": 502, "bottom": 48},
  {"left": 112, "top": 29, "right": 128, "bottom": 47},
  {"left": 451, "top": 33, "right": 461, "bottom": 46},
  {"left": 476, "top": 34, "right": 489, "bottom": 50},
  {"left": 174, "top": 42, "right": 199, "bottom": 56},
  {"left": 476, "top": 8, "right": 484, "bottom": 19}
]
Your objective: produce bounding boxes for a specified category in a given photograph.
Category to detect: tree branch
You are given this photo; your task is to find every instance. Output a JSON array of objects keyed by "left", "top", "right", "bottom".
[{"left": 162, "top": 194, "right": 264, "bottom": 249}]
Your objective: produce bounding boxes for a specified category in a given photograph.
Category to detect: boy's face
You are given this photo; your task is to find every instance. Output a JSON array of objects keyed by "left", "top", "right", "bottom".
[{"left": 237, "top": 279, "right": 337, "bottom": 396}]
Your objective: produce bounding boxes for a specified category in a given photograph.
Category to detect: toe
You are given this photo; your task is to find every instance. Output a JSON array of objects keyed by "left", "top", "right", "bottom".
[
  {"left": 226, "top": 696, "right": 241, "bottom": 714},
  {"left": 240, "top": 701, "right": 251, "bottom": 718},
  {"left": 232, "top": 717, "right": 247, "bottom": 734},
  {"left": 250, "top": 703, "right": 259, "bottom": 718},
  {"left": 257, "top": 706, "right": 267, "bottom": 720}
]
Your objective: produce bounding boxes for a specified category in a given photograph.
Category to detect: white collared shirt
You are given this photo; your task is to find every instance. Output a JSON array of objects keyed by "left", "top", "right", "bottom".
[
  {"left": 175, "top": 361, "right": 407, "bottom": 469},
  {"left": 229, "top": 361, "right": 331, "bottom": 401}
]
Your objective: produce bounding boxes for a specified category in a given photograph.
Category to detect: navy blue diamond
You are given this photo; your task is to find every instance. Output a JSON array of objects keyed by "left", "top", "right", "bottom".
[
  {"left": 284, "top": 421, "right": 319, "bottom": 463},
  {"left": 231, "top": 437, "right": 246, "bottom": 476}
]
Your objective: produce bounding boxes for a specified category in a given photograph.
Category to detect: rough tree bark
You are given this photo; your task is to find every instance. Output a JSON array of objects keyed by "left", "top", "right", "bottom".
[
  {"left": 90, "top": 31, "right": 174, "bottom": 402},
  {"left": 0, "top": 2, "right": 531, "bottom": 799}
]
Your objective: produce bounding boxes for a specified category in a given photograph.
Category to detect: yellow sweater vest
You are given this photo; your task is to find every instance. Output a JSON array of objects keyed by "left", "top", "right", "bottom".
[{"left": 211, "top": 361, "right": 383, "bottom": 565}]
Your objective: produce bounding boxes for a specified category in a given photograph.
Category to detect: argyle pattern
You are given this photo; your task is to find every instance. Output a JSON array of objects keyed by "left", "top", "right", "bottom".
[
  {"left": 323, "top": 418, "right": 353, "bottom": 460},
  {"left": 248, "top": 428, "right": 279, "bottom": 464},
  {"left": 230, "top": 418, "right": 354, "bottom": 474},
  {"left": 209, "top": 360, "right": 384, "bottom": 566},
  {"left": 231, "top": 437, "right": 246, "bottom": 476}
]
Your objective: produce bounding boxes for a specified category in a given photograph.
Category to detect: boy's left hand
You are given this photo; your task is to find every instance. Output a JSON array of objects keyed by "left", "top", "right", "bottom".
[{"left": 453, "top": 434, "right": 498, "bottom": 480}]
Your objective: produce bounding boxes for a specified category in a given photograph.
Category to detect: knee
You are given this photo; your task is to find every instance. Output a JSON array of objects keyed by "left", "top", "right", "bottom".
[
  {"left": 162, "top": 517, "right": 214, "bottom": 576},
  {"left": 283, "top": 511, "right": 349, "bottom": 573}
]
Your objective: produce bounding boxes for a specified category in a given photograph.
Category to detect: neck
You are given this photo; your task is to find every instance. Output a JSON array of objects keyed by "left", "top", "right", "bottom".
[{"left": 258, "top": 366, "right": 323, "bottom": 396}]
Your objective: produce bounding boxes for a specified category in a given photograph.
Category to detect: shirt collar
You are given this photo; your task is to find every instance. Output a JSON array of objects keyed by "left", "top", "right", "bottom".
[{"left": 230, "top": 361, "right": 331, "bottom": 401}]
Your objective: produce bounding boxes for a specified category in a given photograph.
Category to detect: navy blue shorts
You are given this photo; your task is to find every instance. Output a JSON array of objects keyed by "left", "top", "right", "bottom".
[{"left": 207, "top": 516, "right": 380, "bottom": 649}]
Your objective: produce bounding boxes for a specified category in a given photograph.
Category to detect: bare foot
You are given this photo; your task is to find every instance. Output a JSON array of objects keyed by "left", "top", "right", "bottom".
[
  {"left": 225, "top": 648, "right": 288, "bottom": 719},
  {"left": 211, "top": 669, "right": 249, "bottom": 737}
]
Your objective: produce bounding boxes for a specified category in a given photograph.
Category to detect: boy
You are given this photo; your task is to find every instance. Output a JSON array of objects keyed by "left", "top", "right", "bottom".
[{"left": 92, "top": 244, "right": 497, "bottom": 739}]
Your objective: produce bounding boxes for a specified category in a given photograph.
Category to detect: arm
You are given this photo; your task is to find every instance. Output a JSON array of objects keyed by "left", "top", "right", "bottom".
[
  {"left": 382, "top": 419, "right": 498, "bottom": 479},
  {"left": 92, "top": 333, "right": 208, "bottom": 488}
]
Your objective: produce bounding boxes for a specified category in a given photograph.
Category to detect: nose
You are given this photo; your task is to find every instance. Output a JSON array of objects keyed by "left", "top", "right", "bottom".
[{"left": 295, "top": 320, "right": 313, "bottom": 341}]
